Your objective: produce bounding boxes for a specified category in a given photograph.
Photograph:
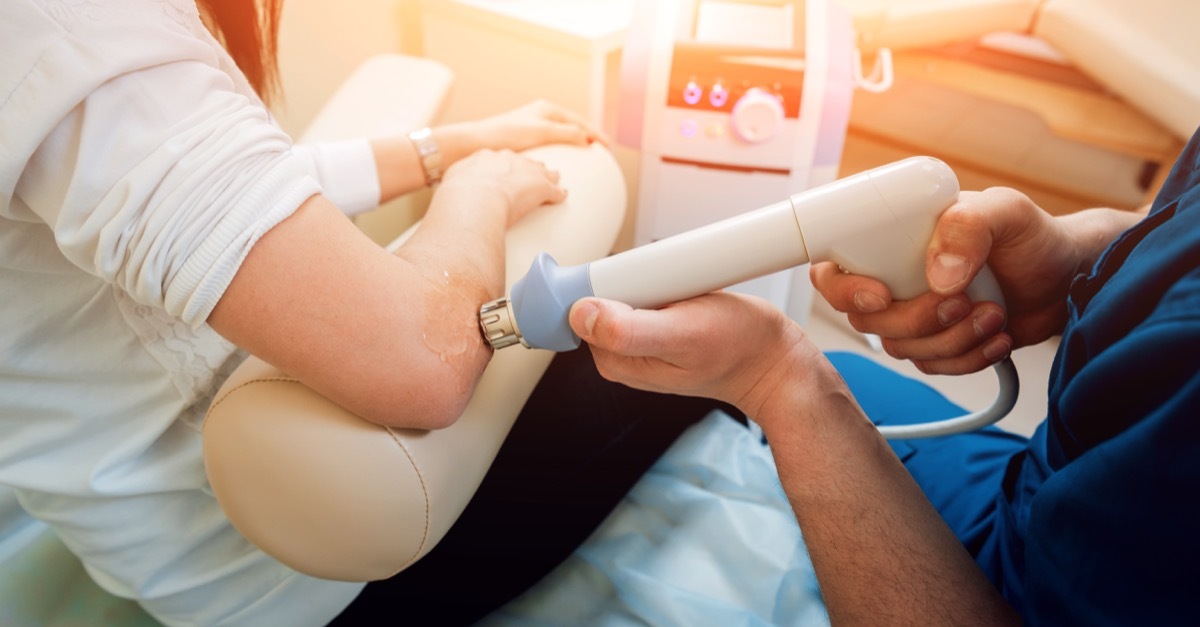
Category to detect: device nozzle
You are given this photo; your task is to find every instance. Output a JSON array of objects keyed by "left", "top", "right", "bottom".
[{"left": 479, "top": 297, "right": 522, "bottom": 349}]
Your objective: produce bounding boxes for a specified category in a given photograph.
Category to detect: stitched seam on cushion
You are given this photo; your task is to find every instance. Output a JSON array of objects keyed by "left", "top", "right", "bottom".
[
  {"left": 202, "top": 378, "right": 434, "bottom": 577},
  {"left": 382, "top": 426, "right": 432, "bottom": 577},
  {"left": 202, "top": 376, "right": 302, "bottom": 431}
]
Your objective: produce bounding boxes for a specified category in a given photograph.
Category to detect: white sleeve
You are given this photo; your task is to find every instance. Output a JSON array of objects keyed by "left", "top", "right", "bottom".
[
  {"left": 292, "top": 140, "right": 381, "bottom": 217},
  {"left": 13, "top": 56, "right": 321, "bottom": 328}
]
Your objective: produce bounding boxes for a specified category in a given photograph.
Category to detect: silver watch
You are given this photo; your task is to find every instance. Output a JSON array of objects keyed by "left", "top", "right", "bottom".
[{"left": 407, "top": 127, "right": 443, "bottom": 187}]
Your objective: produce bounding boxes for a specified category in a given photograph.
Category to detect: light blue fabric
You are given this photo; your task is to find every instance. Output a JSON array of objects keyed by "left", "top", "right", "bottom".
[
  {"left": 0, "top": 524, "right": 159, "bottom": 626},
  {"left": 1, "top": 412, "right": 827, "bottom": 627},
  {"left": 481, "top": 412, "right": 829, "bottom": 627}
]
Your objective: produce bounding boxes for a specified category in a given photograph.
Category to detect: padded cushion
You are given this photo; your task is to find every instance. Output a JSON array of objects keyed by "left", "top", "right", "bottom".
[
  {"left": 203, "top": 143, "right": 629, "bottom": 582},
  {"left": 1035, "top": 0, "right": 1200, "bottom": 140},
  {"left": 845, "top": 0, "right": 1200, "bottom": 140},
  {"left": 298, "top": 54, "right": 454, "bottom": 144},
  {"left": 844, "top": 0, "right": 1041, "bottom": 51}
]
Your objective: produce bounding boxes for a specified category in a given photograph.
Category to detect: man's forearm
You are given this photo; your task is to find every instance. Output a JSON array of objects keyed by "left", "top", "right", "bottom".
[{"left": 755, "top": 360, "right": 1019, "bottom": 625}]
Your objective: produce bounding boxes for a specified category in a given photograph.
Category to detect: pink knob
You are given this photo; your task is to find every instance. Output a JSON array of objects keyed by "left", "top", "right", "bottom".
[{"left": 730, "top": 88, "right": 784, "bottom": 143}]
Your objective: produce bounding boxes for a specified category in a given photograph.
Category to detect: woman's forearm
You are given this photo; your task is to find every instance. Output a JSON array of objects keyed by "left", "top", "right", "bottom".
[
  {"left": 370, "top": 99, "right": 601, "bottom": 204},
  {"left": 209, "top": 145, "right": 564, "bottom": 430},
  {"left": 370, "top": 122, "right": 483, "bottom": 203},
  {"left": 208, "top": 188, "right": 507, "bottom": 430}
]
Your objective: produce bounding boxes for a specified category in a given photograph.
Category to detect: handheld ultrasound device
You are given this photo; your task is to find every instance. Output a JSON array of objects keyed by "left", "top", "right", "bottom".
[{"left": 479, "top": 157, "right": 1019, "bottom": 439}]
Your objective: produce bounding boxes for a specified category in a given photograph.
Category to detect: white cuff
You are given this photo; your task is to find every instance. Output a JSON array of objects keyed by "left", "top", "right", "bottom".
[{"left": 292, "top": 139, "right": 381, "bottom": 217}]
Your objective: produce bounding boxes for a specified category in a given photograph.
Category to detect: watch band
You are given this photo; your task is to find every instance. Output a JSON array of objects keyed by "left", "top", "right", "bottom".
[{"left": 407, "top": 127, "right": 443, "bottom": 187}]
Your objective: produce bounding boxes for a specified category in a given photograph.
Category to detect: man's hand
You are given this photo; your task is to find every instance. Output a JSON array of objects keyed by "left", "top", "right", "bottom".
[
  {"left": 568, "top": 292, "right": 824, "bottom": 422},
  {"left": 812, "top": 187, "right": 1085, "bottom": 375}
]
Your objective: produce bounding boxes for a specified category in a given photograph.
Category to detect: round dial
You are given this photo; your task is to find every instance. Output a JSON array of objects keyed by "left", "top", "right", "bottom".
[{"left": 730, "top": 88, "right": 784, "bottom": 143}]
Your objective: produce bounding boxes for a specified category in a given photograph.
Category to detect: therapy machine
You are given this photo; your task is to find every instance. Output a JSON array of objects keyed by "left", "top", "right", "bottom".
[
  {"left": 618, "top": 0, "right": 883, "bottom": 321},
  {"left": 480, "top": 156, "right": 1019, "bottom": 440}
]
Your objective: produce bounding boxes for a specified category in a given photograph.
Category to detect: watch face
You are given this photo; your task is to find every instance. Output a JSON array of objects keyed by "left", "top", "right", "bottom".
[{"left": 409, "top": 128, "right": 442, "bottom": 184}]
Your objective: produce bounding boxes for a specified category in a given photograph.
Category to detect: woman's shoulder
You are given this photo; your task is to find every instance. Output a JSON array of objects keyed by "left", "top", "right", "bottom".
[
  {"left": 1, "top": 0, "right": 212, "bottom": 83},
  {"left": 0, "top": 0, "right": 228, "bottom": 214},
  {"left": 9, "top": 0, "right": 202, "bottom": 32}
]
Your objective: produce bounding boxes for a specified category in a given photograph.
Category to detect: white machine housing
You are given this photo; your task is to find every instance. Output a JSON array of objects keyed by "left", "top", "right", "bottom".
[{"left": 617, "top": 0, "right": 857, "bottom": 321}]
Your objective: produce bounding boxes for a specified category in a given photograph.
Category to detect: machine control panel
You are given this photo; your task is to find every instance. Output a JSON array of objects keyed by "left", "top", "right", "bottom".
[
  {"left": 730, "top": 87, "right": 786, "bottom": 142},
  {"left": 660, "top": 42, "right": 806, "bottom": 168},
  {"left": 666, "top": 43, "right": 803, "bottom": 118}
]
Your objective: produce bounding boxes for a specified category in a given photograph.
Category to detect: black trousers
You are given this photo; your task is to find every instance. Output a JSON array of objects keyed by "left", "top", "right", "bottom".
[{"left": 330, "top": 344, "right": 744, "bottom": 626}]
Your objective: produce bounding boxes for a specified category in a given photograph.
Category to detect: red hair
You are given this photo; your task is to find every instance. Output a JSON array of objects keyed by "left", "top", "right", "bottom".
[{"left": 197, "top": 0, "right": 284, "bottom": 105}]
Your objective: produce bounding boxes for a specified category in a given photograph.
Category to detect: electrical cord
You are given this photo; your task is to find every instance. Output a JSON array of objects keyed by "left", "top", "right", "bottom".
[{"left": 875, "top": 357, "right": 1019, "bottom": 439}]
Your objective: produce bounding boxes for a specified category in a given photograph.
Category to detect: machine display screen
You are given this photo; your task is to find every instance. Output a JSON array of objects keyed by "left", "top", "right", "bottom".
[{"left": 694, "top": 0, "right": 797, "bottom": 50}]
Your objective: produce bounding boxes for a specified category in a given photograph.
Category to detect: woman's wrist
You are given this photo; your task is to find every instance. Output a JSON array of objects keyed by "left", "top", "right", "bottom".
[
  {"left": 407, "top": 127, "right": 443, "bottom": 187},
  {"left": 370, "top": 134, "right": 424, "bottom": 201},
  {"left": 430, "top": 121, "right": 486, "bottom": 170},
  {"left": 370, "top": 123, "right": 486, "bottom": 202}
]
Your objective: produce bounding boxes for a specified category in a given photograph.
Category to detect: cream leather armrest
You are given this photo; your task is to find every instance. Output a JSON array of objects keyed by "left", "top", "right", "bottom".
[
  {"left": 202, "top": 143, "right": 626, "bottom": 582},
  {"left": 1035, "top": 0, "right": 1200, "bottom": 141},
  {"left": 842, "top": 0, "right": 1042, "bottom": 52},
  {"left": 295, "top": 53, "right": 455, "bottom": 244},
  {"left": 298, "top": 53, "right": 454, "bottom": 144}
]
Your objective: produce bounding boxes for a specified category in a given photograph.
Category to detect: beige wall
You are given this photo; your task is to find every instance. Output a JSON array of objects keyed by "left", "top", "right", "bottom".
[
  {"left": 272, "top": 0, "right": 422, "bottom": 138},
  {"left": 271, "top": 0, "right": 429, "bottom": 243}
]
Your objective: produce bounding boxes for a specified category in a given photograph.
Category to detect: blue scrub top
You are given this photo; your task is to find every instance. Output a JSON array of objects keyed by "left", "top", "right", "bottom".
[
  {"left": 1011, "top": 129, "right": 1200, "bottom": 624},
  {"left": 829, "top": 127, "right": 1200, "bottom": 625}
]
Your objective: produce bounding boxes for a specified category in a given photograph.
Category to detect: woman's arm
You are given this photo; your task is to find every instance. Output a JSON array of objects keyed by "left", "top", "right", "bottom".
[
  {"left": 291, "top": 101, "right": 600, "bottom": 219},
  {"left": 370, "top": 100, "right": 604, "bottom": 202},
  {"left": 209, "top": 149, "right": 565, "bottom": 430}
]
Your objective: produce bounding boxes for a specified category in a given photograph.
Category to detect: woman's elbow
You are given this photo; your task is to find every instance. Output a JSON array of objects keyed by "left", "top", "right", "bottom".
[{"left": 358, "top": 354, "right": 487, "bottom": 430}]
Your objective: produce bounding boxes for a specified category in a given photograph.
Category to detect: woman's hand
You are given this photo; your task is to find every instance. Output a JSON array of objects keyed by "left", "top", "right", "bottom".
[
  {"left": 371, "top": 100, "right": 601, "bottom": 203},
  {"left": 812, "top": 187, "right": 1083, "bottom": 375},
  {"left": 438, "top": 148, "right": 566, "bottom": 226},
  {"left": 568, "top": 292, "right": 824, "bottom": 420},
  {"left": 464, "top": 99, "right": 607, "bottom": 153}
]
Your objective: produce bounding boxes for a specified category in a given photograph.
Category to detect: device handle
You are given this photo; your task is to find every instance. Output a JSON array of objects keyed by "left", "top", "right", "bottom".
[{"left": 963, "top": 264, "right": 1006, "bottom": 309}]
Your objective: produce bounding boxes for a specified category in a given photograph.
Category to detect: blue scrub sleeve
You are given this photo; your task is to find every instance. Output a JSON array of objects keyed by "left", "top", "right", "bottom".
[
  {"left": 1022, "top": 303, "right": 1200, "bottom": 625},
  {"left": 825, "top": 351, "right": 1028, "bottom": 568}
]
